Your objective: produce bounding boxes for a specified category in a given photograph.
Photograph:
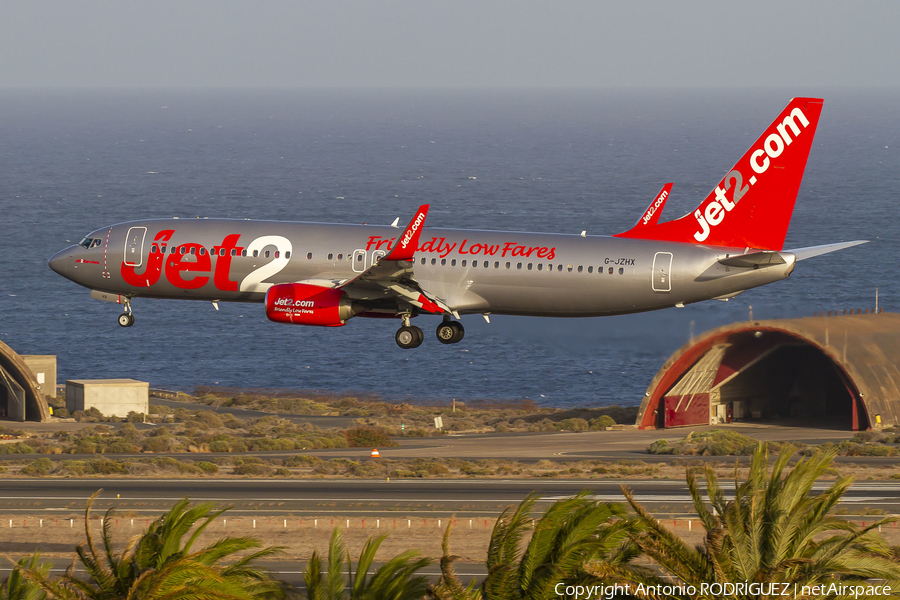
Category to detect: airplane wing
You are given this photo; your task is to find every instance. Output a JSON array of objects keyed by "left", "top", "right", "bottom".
[
  {"left": 336, "top": 205, "right": 449, "bottom": 315},
  {"left": 716, "top": 240, "right": 869, "bottom": 269},
  {"left": 787, "top": 240, "right": 869, "bottom": 261}
]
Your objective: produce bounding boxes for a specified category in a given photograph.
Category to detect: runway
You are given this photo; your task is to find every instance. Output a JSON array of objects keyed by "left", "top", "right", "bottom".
[{"left": 0, "top": 478, "right": 898, "bottom": 517}]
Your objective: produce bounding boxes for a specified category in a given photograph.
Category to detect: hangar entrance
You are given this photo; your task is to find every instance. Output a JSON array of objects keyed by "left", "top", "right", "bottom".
[
  {"left": 717, "top": 344, "right": 866, "bottom": 430},
  {"left": 0, "top": 365, "right": 26, "bottom": 421},
  {"left": 655, "top": 332, "right": 868, "bottom": 431}
]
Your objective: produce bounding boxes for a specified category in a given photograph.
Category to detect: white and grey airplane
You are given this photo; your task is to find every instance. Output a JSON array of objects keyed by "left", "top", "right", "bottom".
[{"left": 49, "top": 98, "right": 865, "bottom": 348}]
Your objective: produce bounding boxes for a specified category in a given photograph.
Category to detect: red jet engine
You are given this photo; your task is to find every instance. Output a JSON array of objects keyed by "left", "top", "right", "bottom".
[{"left": 265, "top": 283, "right": 354, "bottom": 327}]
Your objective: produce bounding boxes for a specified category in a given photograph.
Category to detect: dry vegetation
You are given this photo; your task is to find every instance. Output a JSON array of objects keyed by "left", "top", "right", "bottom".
[{"left": 647, "top": 428, "right": 900, "bottom": 458}]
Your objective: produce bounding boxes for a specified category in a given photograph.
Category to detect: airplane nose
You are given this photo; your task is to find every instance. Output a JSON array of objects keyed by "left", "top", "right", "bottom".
[{"left": 48, "top": 247, "right": 75, "bottom": 276}]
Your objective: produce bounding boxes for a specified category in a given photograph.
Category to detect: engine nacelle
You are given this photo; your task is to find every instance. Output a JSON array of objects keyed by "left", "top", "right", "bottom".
[{"left": 265, "top": 283, "right": 353, "bottom": 327}]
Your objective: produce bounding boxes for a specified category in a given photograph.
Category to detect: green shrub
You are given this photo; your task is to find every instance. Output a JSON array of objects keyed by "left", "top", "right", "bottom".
[
  {"left": 284, "top": 455, "right": 322, "bottom": 467},
  {"left": 590, "top": 415, "right": 617, "bottom": 430},
  {"left": 85, "top": 458, "right": 129, "bottom": 475},
  {"left": 196, "top": 461, "right": 219, "bottom": 474},
  {"left": 343, "top": 427, "right": 395, "bottom": 448},
  {"left": 102, "top": 440, "right": 142, "bottom": 454},
  {"left": 233, "top": 463, "right": 273, "bottom": 476},
  {"left": 142, "top": 436, "right": 178, "bottom": 453},
  {"left": 411, "top": 459, "right": 450, "bottom": 476},
  {"left": 21, "top": 457, "right": 54, "bottom": 476},
  {"left": 150, "top": 457, "right": 201, "bottom": 474},
  {"left": 646, "top": 439, "right": 675, "bottom": 454},
  {"left": 555, "top": 418, "right": 589, "bottom": 432},
  {"left": 0, "top": 442, "right": 35, "bottom": 454},
  {"left": 191, "top": 410, "right": 225, "bottom": 430},
  {"left": 126, "top": 411, "right": 145, "bottom": 423}
]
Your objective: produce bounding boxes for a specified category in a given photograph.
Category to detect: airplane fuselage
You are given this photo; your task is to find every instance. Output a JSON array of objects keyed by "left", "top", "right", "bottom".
[{"left": 50, "top": 218, "right": 795, "bottom": 318}]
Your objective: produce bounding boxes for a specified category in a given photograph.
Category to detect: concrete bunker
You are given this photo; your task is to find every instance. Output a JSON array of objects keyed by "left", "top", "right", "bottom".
[
  {"left": 637, "top": 313, "right": 900, "bottom": 430},
  {"left": 0, "top": 340, "right": 51, "bottom": 422}
]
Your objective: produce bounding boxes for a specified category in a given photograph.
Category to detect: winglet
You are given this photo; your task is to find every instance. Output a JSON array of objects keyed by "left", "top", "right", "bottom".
[
  {"left": 384, "top": 204, "right": 429, "bottom": 261},
  {"left": 614, "top": 183, "right": 672, "bottom": 237}
]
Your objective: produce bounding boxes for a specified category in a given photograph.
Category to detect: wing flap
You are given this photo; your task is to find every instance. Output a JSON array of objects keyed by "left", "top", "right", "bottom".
[{"left": 718, "top": 251, "right": 786, "bottom": 268}]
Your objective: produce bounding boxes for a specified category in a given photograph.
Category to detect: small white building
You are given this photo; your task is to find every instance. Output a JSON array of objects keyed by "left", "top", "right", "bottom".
[{"left": 66, "top": 379, "right": 149, "bottom": 418}]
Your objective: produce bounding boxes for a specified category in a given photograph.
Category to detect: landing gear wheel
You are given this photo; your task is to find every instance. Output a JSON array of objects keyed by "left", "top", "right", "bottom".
[
  {"left": 117, "top": 313, "right": 135, "bottom": 328},
  {"left": 396, "top": 325, "right": 424, "bottom": 349},
  {"left": 436, "top": 321, "right": 464, "bottom": 344}
]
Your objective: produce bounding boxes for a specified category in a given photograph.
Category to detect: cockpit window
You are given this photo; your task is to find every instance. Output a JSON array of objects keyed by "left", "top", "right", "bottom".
[{"left": 79, "top": 238, "right": 102, "bottom": 249}]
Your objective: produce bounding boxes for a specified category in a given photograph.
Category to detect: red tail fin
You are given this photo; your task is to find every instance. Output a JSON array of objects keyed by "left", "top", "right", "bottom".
[{"left": 617, "top": 98, "right": 823, "bottom": 250}]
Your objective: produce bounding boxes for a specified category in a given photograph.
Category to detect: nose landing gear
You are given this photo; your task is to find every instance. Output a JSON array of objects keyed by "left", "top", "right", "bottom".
[{"left": 117, "top": 298, "right": 135, "bottom": 327}]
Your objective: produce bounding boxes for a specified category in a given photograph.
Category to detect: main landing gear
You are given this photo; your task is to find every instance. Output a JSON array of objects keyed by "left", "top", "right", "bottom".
[
  {"left": 435, "top": 320, "right": 464, "bottom": 344},
  {"left": 394, "top": 315, "right": 466, "bottom": 349},
  {"left": 117, "top": 299, "right": 135, "bottom": 328},
  {"left": 395, "top": 314, "right": 423, "bottom": 349}
]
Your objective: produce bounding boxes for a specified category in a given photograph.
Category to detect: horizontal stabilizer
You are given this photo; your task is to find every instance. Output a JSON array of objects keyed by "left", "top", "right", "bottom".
[
  {"left": 718, "top": 251, "right": 786, "bottom": 268},
  {"left": 788, "top": 240, "right": 869, "bottom": 261}
]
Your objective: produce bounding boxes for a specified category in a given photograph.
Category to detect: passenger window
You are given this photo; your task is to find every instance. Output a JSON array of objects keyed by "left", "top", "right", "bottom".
[
  {"left": 505, "top": 262, "right": 510, "bottom": 269},
  {"left": 537, "top": 263, "right": 543, "bottom": 271},
  {"left": 588, "top": 266, "right": 593, "bottom": 273},
  {"left": 451, "top": 259, "right": 457, "bottom": 266},
  {"left": 180, "top": 247, "right": 187, "bottom": 255},
  {"left": 275, "top": 251, "right": 280, "bottom": 258},
  {"left": 285, "top": 251, "right": 291, "bottom": 258},
  {"left": 151, "top": 245, "right": 158, "bottom": 254},
  {"left": 577, "top": 265, "right": 583, "bottom": 273},
  {"left": 357, "top": 254, "right": 363, "bottom": 262},
  {"left": 265, "top": 250, "right": 270, "bottom": 258},
  {"left": 483, "top": 261, "right": 489, "bottom": 268},
  {"left": 517, "top": 262, "right": 522, "bottom": 269},
  {"left": 172, "top": 247, "right": 178, "bottom": 254},
  {"left": 199, "top": 248, "right": 206, "bottom": 256},
  {"left": 462, "top": 260, "right": 467, "bottom": 267},
  {"left": 472, "top": 261, "right": 478, "bottom": 268},
  {"left": 307, "top": 252, "right": 313, "bottom": 260},
  {"left": 431, "top": 258, "right": 437, "bottom": 265},
  {"left": 494, "top": 261, "right": 499, "bottom": 268},
  {"left": 527, "top": 263, "right": 533, "bottom": 270},
  {"left": 608, "top": 267, "right": 613, "bottom": 274},
  {"left": 217, "top": 248, "right": 224, "bottom": 257},
  {"left": 241, "top": 250, "right": 247, "bottom": 257},
  {"left": 253, "top": 250, "right": 259, "bottom": 258},
  {"left": 421, "top": 258, "right": 426, "bottom": 265},
  {"left": 619, "top": 267, "right": 624, "bottom": 275},
  {"left": 441, "top": 258, "right": 447, "bottom": 266},
  {"left": 328, "top": 253, "right": 333, "bottom": 260},
  {"left": 190, "top": 247, "right": 196, "bottom": 255},
  {"left": 566, "top": 265, "right": 573, "bottom": 272},
  {"left": 161, "top": 244, "right": 167, "bottom": 253},
  {"left": 337, "top": 254, "right": 343, "bottom": 260},
  {"left": 557, "top": 265, "right": 563, "bottom": 272}
]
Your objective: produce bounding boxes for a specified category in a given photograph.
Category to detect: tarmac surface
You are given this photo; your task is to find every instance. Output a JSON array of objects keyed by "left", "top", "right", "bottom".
[{"left": 0, "top": 478, "right": 898, "bottom": 517}]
